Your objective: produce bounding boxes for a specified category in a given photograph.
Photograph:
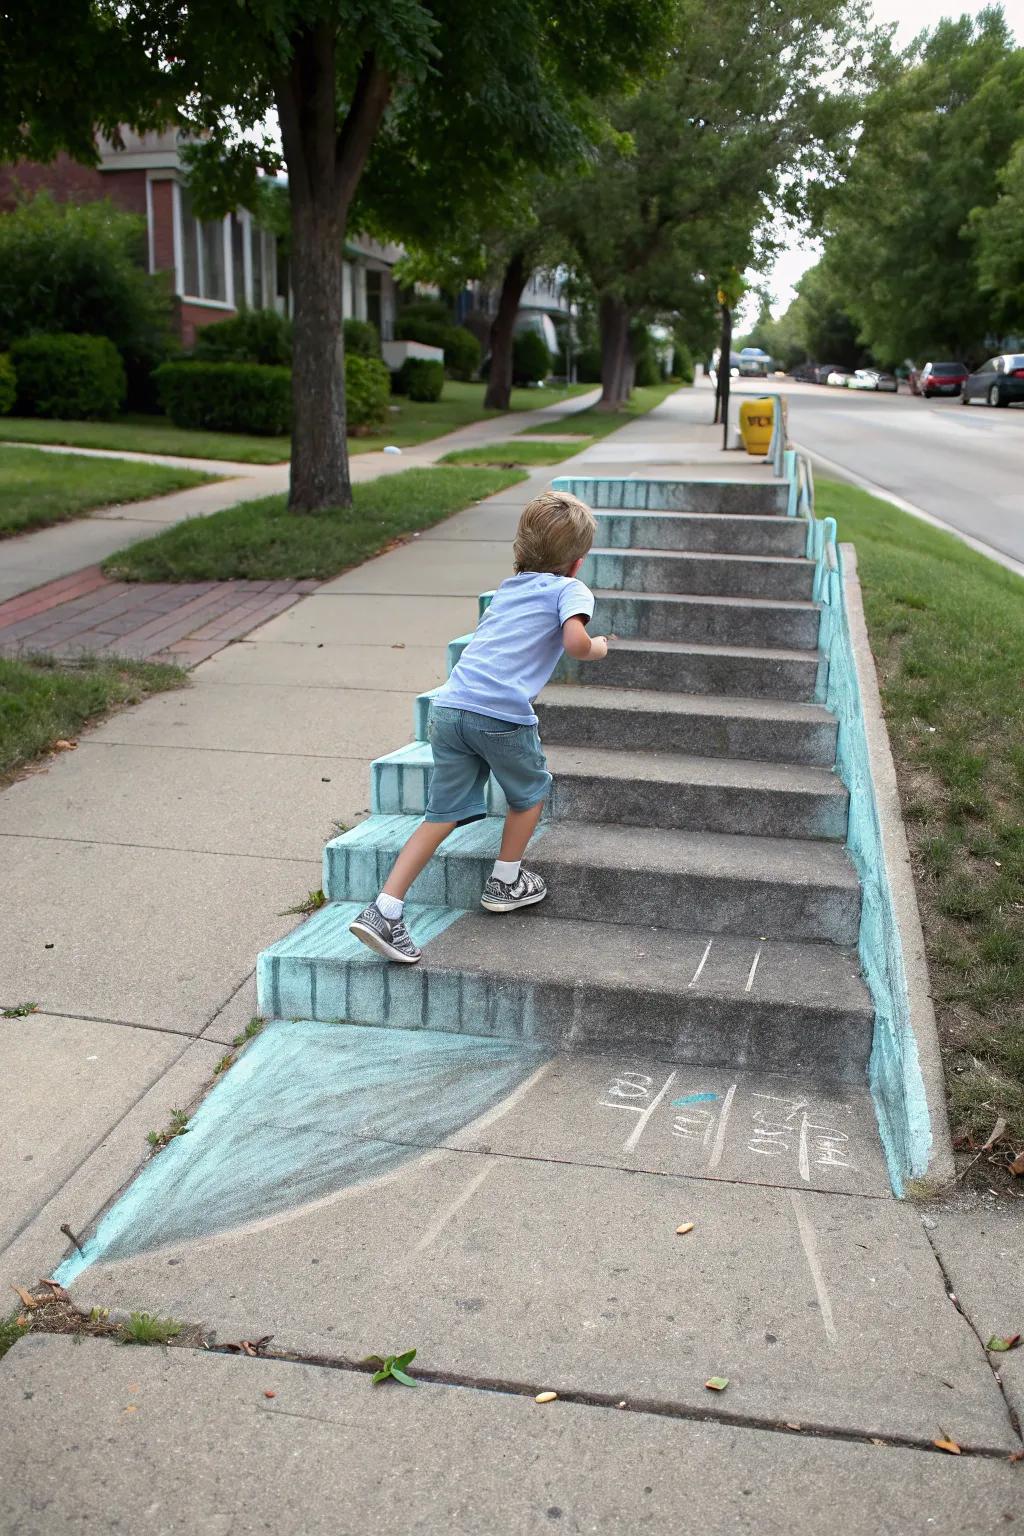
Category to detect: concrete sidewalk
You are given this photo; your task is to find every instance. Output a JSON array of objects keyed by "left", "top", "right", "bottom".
[{"left": 2, "top": 385, "right": 1021, "bottom": 1533}]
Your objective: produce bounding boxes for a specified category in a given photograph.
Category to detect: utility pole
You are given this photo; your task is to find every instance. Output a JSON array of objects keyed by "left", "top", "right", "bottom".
[{"left": 713, "top": 292, "right": 732, "bottom": 450}]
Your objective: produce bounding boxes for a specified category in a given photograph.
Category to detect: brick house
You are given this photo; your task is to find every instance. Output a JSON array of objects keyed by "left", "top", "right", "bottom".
[{"left": 0, "top": 128, "right": 400, "bottom": 349}]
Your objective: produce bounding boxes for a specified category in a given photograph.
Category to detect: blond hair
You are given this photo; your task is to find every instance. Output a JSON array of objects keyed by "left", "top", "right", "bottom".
[{"left": 513, "top": 490, "right": 596, "bottom": 574}]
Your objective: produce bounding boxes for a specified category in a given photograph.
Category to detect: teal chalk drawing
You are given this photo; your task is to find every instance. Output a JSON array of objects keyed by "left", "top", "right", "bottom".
[
  {"left": 672, "top": 1092, "right": 719, "bottom": 1107},
  {"left": 54, "top": 1022, "right": 551, "bottom": 1286}
]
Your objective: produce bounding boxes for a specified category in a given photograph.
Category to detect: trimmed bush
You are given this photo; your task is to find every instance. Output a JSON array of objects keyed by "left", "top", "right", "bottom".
[
  {"left": 194, "top": 308, "right": 292, "bottom": 366},
  {"left": 576, "top": 344, "right": 602, "bottom": 383},
  {"left": 513, "top": 329, "right": 552, "bottom": 386},
  {"left": 155, "top": 361, "right": 291, "bottom": 435},
  {"left": 346, "top": 354, "right": 391, "bottom": 431},
  {"left": 393, "top": 357, "right": 444, "bottom": 402},
  {"left": 11, "top": 334, "right": 126, "bottom": 419},
  {"left": 442, "top": 326, "right": 481, "bottom": 381},
  {"left": 672, "top": 342, "right": 695, "bottom": 385},
  {"left": 394, "top": 310, "right": 480, "bottom": 380},
  {"left": 0, "top": 355, "right": 15, "bottom": 416},
  {"left": 344, "top": 319, "right": 380, "bottom": 358}
]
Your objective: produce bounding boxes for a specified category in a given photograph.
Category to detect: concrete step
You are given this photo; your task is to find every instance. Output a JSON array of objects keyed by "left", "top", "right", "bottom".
[
  {"left": 258, "top": 904, "right": 873, "bottom": 1082},
  {"left": 372, "top": 740, "right": 848, "bottom": 840},
  {"left": 592, "top": 591, "right": 821, "bottom": 650},
  {"left": 325, "top": 816, "right": 861, "bottom": 945},
  {"left": 593, "top": 509, "right": 807, "bottom": 556},
  {"left": 586, "top": 548, "right": 815, "bottom": 601},
  {"left": 552, "top": 475, "right": 789, "bottom": 516},
  {"left": 535, "top": 685, "right": 839, "bottom": 765}
]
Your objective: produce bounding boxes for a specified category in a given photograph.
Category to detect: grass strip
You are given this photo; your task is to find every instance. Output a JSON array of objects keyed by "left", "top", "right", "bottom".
[
  {"left": 0, "top": 654, "right": 186, "bottom": 782},
  {"left": 102, "top": 466, "right": 527, "bottom": 583},
  {"left": 520, "top": 382, "right": 680, "bottom": 438},
  {"left": 350, "top": 381, "right": 593, "bottom": 455},
  {"left": 0, "top": 415, "right": 289, "bottom": 465},
  {"left": 819, "top": 479, "right": 1024, "bottom": 1149},
  {"left": 439, "top": 439, "right": 585, "bottom": 468},
  {"left": 0, "top": 446, "right": 215, "bottom": 538}
]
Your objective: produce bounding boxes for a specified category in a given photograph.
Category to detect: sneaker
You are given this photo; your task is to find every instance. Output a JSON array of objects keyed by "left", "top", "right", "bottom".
[
  {"left": 348, "top": 903, "right": 422, "bottom": 964},
  {"left": 480, "top": 867, "right": 548, "bottom": 914}
]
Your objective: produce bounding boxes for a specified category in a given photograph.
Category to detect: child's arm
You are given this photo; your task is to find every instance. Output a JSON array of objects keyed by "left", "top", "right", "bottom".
[{"left": 562, "top": 616, "right": 608, "bottom": 661}]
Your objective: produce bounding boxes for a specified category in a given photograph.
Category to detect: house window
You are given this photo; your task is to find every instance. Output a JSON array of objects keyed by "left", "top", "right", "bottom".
[
  {"left": 179, "top": 187, "right": 228, "bottom": 303},
  {"left": 366, "top": 270, "right": 383, "bottom": 334},
  {"left": 231, "top": 218, "right": 245, "bottom": 308}
]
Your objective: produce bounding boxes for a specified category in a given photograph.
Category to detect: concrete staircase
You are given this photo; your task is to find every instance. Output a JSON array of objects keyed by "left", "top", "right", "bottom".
[{"left": 258, "top": 476, "right": 874, "bottom": 1086}]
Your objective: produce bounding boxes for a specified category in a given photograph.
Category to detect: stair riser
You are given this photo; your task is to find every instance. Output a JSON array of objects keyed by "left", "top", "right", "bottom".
[
  {"left": 593, "top": 511, "right": 807, "bottom": 556},
  {"left": 534, "top": 700, "right": 838, "bottom": 766},
  {"left": 585, "top": 550, "right": 814, "bottom": 602},
  {"left": 552, "top": 476, "right": 789, "bottom": 516},
  {"left": 258, "top": 954, "right": 872, "bottom": 1083},
  {"left": 558, "top": 648, "right": 821, "bottom": 701},
  {"left": 325, "top": 842, "right": 861, "bottom": 945},
  {"left": 592, "top": 594, "right": 821, "bottom": 650},
  {"left": 373, "top": 753, "right": 848, "bottom": 840}
]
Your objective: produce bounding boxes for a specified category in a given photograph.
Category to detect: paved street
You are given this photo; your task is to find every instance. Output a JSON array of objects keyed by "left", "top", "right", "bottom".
[{"left": 725, "top": 375, "right": 1024, "bottom": 572}]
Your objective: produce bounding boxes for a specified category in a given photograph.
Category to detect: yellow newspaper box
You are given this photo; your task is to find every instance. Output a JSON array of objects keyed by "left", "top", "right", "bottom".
[{"left": 739, "top": 396, "right": 775, "bottom": 456}]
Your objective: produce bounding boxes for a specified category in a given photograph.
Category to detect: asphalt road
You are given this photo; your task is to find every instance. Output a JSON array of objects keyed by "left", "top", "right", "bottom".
[{"left": 725, "top": 376, "right": 1024, "bottom": 572}]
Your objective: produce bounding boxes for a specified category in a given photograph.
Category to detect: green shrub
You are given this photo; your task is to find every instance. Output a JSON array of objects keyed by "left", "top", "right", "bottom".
[
  {"left": 630, "top": 323, "right": 659, "bottom": 387},
  {"left": 346, "top": 354, "right": 391, "bottom": 431},
  {"left": 0, "top": 355, "right": 15, "bottom": 416},
  {"left": 394, "top": 310, "right": 479, "bottom": 379},
  {"left": 394, "top": 357, "right": 444, "bottom": 402},
  {"left": 11, "top": 334, "right": 126, "bottom": 419},
  {"left": 442, "top": 326, "right": 481, "bottom": 381},
  {"left": 0, "top": 193, "right": 172, "bottom": 408},
  {"left": 672, "top": 342, "right": 695, "bottom": 385},
  {"left": 194, "top": 308, "right": 292, "bottom": 366},
  {"left": 155, "top": 361, "right": 291, "bottom": 435},
  {"left": 344, "top": 319, "right": 380, "bottom": 358},
  {"left": 576, "top": 344, "right": 602, "bottom": 383},
  {"left": 513, "top": 329, "right": 552, "bottom": 385}
]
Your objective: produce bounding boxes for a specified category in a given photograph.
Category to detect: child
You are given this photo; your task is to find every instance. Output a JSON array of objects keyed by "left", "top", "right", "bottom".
[{"left": 349, "top": 489, "right": 608, "bottom": 963}]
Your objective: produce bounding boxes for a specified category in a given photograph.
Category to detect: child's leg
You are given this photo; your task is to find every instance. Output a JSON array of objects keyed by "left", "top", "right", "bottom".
[
  {"left": 483, "top": 799, "right": 547, "bottom": 912},
  {"left": 497, "top": 801, "right": 545, "bottom": 863},
  {"left": 381, "top": 818, "right": 457, "bottom": 901}
]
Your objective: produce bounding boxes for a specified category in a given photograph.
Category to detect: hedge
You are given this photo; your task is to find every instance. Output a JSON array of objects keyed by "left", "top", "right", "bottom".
[
  {"left": 11, "top": 333, "right": 126, "bottom": 419},
  {"left": 344, "top": 319, "right": 380, "bottom": 358},
  {"left": 346, "top": 354, "right": 391, "bottom": 430},
  {"left": 394, "top": 313, "right": 480, "bottom": 380},
  {"left": 0, "top": 354, "right": 15, "bottom": 416},
  {"left": 156, "top": 361, "right": 291, "bottom": 435},
  {"left": 392, "top": 357, "right": 444, "bottom": 402},
  {"left": 194, "top": 308, "right": 292, "bottom": 366},
  {"left": 513, "top": 329, "right": 552, "bottom": 386}
]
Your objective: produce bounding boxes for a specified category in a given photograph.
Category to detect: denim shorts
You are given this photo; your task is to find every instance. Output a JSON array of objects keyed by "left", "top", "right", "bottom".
[{"left": 424, "top": 705, "right": 552, "bottom": 824}]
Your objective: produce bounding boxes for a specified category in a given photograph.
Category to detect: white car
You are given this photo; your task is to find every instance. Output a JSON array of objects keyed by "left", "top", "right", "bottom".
[
  {"left": 848, "top": 369, "right": 880, "bottom": 390},
  {"left": 826, "top": 369, "right": 852, "bottom": 387}
]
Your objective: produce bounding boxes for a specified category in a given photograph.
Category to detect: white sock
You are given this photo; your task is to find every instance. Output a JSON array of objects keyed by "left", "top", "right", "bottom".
[
  {"left": 492, "top": 859, "right": 521, "bottom": 884},
  {"left": 376, "top": 892, "right": 404, "bottom": 920}
]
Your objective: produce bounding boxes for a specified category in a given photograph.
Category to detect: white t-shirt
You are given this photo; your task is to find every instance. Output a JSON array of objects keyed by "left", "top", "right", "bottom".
[{"left": 434, "top": 571, "right": 595, "bottom": 725}]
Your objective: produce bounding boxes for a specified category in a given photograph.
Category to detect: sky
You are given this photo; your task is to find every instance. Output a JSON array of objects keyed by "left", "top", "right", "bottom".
[{"left": 753, "top": 0, "right": 1023, "bottom": 322}]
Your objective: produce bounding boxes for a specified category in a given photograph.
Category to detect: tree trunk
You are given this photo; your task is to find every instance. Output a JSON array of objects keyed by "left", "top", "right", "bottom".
[
  {"left": 598, "top": 294, "right": 632, "bottom": 409},
  {"left": 715, "top": 304, "right": 732, "bottom": 448},
  {"left": 484, "top": 250, "right": 529, "bottom": 410}
]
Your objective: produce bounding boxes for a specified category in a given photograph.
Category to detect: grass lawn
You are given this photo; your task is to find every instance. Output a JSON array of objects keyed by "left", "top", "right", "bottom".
[
  {"left": 439, "top": 438, "right": 585, "bottom": 468},
  {"left": 520, "top": 382, "right": 681, "bottom": 438},
  {"left": 349, "top": 381, "right": 594, "bottom": 454},
  {"left": 0, "top": 415, "right": 289, "bottom": 465},
  {"left": 102, "top": 466, "right": 527, "bottom": 583},
  {"left": 819, "top": 480, "right": 1024, "bottom": 1159},
  {"left": 0, "top": 446, "right": 215, "bottom": 538},
  {"left": 0, "top": 654, "right": 186, "bottom": 782}
]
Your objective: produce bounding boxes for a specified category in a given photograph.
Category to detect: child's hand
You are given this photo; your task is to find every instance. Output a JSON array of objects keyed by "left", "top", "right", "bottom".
[{"left": 588, "top": 635, "right": 609, "bottom": 661}]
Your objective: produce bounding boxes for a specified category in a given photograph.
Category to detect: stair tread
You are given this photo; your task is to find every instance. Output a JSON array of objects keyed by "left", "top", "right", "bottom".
[
  {"left": 593, "top": 636, "right": 820, "bottom": 662},
  {"left": 544, "top": 745, "right": 847, "bottom": 796},
  {"left": 595, "top": 547, "right": 813, "bottom": 567},
  {"left": 595, "top": 588, "right": 819, "bottom": 612},
  {"left": 540, "top": 684, "right": 834, "bottom": 724},
  {"left": 596, "top": 511, "right": 797, "bottom": 525},
  {"left": 336, "top": 814, "right": 860, "bottom": 889},
  {"left": 268, "top": 901, "right": 873, "bottom": 1014}
]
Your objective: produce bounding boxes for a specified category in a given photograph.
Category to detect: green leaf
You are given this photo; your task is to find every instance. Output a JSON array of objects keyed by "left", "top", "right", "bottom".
[
  {"left": 371, "top": 1368, "right": 389, "bottom": 1384},
  {"left": 987, "top": 1334, "right": 1021, "bottom": 1352},
  {"left": 704, "top": 1376, "right": 729, "bottom": 1392},
  {"left": 390, "top": 1368, "right": 418, "bottom": 1387},
  {"left": 394, "top": 1348, "right": 417, "bottom": 1368}
]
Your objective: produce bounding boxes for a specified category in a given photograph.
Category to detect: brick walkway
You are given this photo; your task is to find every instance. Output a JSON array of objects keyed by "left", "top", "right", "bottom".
[{"left": 0, "top": 565, "right": 320, "bottom": 667}]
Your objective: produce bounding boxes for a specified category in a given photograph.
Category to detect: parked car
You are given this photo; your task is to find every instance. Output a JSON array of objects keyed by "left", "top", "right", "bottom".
[
  {"left": 908, "top": 364, "right": 921, "bottom": 395},
  {"left": 814, "top": 362, "right": 842, "bottom": 384},
  {"left": 917, "top": 361, "right": 969, "bottom": 397},
  {"left": 874, "top": 371, "right": 899, "bottom": 393},
  {"left": 961, "top": 353, "right": 1024, "bottom": 408},
  {"left": 826, "top": 368, "right": 853, "bottom": 387},
  {"left": 848, "top": 368, "right": 899, "bottom": 392},
  {"left": 790, "top": 362, "right": 818, "bottom": 383}
]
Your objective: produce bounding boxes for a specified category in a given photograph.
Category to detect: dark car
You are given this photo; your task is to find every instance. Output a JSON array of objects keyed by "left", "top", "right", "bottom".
[
  {"left": 917, "top": 361, "right": 969, "bottom": 397},
  {"left": 961, "top": 353, "right": 1024, "bottom": 408},
  {"left": 814, "top": 362, "right": 842, "bottom": 384}
]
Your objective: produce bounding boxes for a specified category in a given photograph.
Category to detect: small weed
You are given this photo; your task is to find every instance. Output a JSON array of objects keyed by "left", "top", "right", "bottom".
[
  {"left": 365, "top": 1348, "right": 418, "bottom": 1387},
  {"left": 0, "top": 1311, "right": 31, "bottom": 1360},
  {"left": 280, "top": 888, "right": 326, "bottom": 917},
  {"left": 119, "top": 1312, "right": 182, "bottom": 1346},
  {"left": 89, "top": 1306, "right": 110, "bottom": 1323},
  {"left": 231, "top": 1016, "right": 264, "bottom": 1049},
  {"left": 146, "top": 1108, "right": 189, "bottom": 1151},
  {"left": 332, "top": 819, "right": 352, "bottom": 835},
  {"left": 1, "top": 1001, "right": 38, "bottom": 1018},
  {"left": 213, "top": 1052, "right": 236, "bottom": 1075}
]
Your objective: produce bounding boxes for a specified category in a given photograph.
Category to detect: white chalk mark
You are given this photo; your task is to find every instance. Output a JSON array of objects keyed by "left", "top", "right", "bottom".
[
  {"left": 707, "top": 1083, "right": 737, "bottom": 1169},
  {"left": 688, "top": 939, "right": 714, "bottom": 988},
  {"left": 790, "top": 1191, "right": 839, "bottom": 1344},
  {"left": 622, "top": 1071, "right": 677, "bottom": 1153},
  {"left": 460, "top": 1059, "right": 554, "bottom": 1139},
  {"left": 413, "top": 1160, "right": 496, "bottom": 1255},
  {"left": 744, "top": 946, "right": 762, "bottom": 993},
  {"left": 798, "top": 1113, "right": 811, "bottom": 1183}
]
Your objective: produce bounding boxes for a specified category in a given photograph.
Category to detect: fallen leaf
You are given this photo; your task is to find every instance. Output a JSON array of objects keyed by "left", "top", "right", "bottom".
[
  {"left": 123, "top": 1405, "right": 138, "bottom": 1414},
  {"left": 1010, "top": 1151, "right": 1024, "bottom": 1177},
  {"left": 264, "top": 1390, "right": 276, "bottom": 1399},
  {"left": 392, "top": 643, "right": 406, "bottom": 650},
  {"left": 1009, "top": 1449, "right": 1024, "bottom": 1464},
  {"left": 53, "top": 739, "right": 77, "bottom": 751},
  {"left": 535, "top": 1391, "right": 558, "bottom": 1404},
  {"left": 675, "top": 1223, "right": 695, "bottom": 1236},
  {"left": 11, "top": 1285, "right": 38, "bottom": 1310},
  {"left": 987, "top": 1335, "right": 1021, "bottom": 1353},
  {"left": 39, "top": 1278, "right": 65, "bottom": 1296},
  {"left": 785, "top": 1422, "right": 802, "bottom": 1431},
  {"left": 982, "top": 1118, "right": 1008, "bottom": 1152},
  {"left": 705, "top": 1377, "right": 729, "bottom": 1392},
  {"left": 870, "top": 1438, "right": 887, "bottom": 1447},
  {"left": 16, "top": 1314, "right": 29, "bottom": 1328},
  {"left": 933, "top": 1436, "right": 961, "bottom": 1455}
]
